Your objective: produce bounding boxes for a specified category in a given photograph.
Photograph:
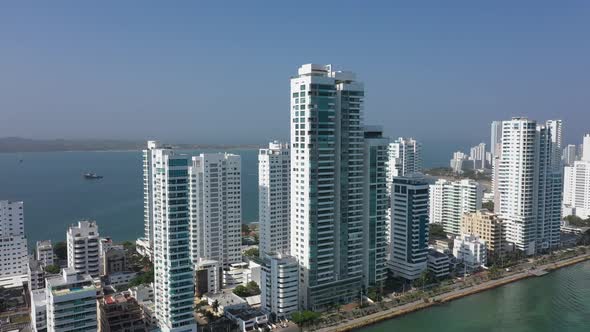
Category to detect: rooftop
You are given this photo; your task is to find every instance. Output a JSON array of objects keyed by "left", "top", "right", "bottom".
[{"left": 225, "top": 307, "right": 267, "bottom": 321}]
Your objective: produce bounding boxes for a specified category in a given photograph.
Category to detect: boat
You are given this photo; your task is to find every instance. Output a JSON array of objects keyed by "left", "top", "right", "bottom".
[{"left": 83, "top": 172, "right": 103, "bottom": 179}]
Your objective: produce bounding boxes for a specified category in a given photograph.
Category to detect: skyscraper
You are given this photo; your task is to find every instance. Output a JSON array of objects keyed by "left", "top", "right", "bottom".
[
  {"left": 490, "top": 120, "right": 503, "bottom": 160},
  {"left": 429, "top": 179, "right": 483, "bottom": 235},
  {"left": 362, "top": 126, "right": 389, "bottom": 289},
  {"left": 290, "top": 64, "right": 365, "bottom": 309},
  {"left": 189, "top": 153, "right": 242, "bottom": 270},
  {"left": 563, "top": 134, "right": 590, "bottom": 219},
  {"left": 140, "top": 140, "right": 160, "bottom": 260},
  {"left": 387, "top": 137, "right": 422, "bottom": 180},
  {"left": 0, "top": 200, "right": 27, "bottom": 277},
  {"left": 469, "top": 143, "right": 487, "bottom": 169},
  {"left": 562, "top": 144, "right": 578, "bottom": 166},
  {"left": 546, "top": 119, "right": 563, "bottom": 170},
  {"left": 388, "top": 176, "right": 430, "bottom": 280},
  {"left": 258, "top": 141, "right": 290, "bottom": 257},
  {"left": 150, "top": 147, "right": 197, "bottom": 332},
  {"left": 495, "top": 118, "right": 562, "bottom": 255},
  {"left": 66, "top": 220, "right": 100, "bottom": 278}
]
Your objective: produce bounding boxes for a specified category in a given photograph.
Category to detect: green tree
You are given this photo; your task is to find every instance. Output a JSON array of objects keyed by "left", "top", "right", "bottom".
[
  {"left": 243, "top": 247, "right": 259, "bottom": 258},
  {"left": 291, "top": 311, "right": 321, "bottom": 332},
  {"left": 53, "top": 241, "right": 67, "bottom": 260},
  {"left": 44, "top": 264, "right": 60, "bottom": 274},
  {"left": 129, "top": 265, "right": 154, "bottom": 287},
  {"left": 233, "top": 285, "right": 249, "bottom": 297},
  {"left": 246, "top": 281, "right": 261, "bottom": 295},
  {"left": 212, "top": 300, "right": 219, "bottom": 313},
  {"left": 482, "top": 201, "right": 494, "bottom": 212},
  {"left": 429, "top": 224, "right": 446, "bottom": 240}
]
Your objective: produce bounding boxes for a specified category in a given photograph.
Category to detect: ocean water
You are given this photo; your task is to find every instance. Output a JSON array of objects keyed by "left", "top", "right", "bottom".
[
  {"left": 0, "top": 149, "right": 259, "bottom": 246},
  {"left": 361, "top": 261, "right": 590, "bottom": 332}
]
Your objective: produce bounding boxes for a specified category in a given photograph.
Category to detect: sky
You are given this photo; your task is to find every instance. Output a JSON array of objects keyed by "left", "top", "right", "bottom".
[{"left": 1, "top": 1, "right": 589, "bottom": 147}]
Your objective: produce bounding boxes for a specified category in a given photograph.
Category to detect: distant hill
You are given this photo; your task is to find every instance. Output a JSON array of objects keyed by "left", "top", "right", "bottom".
[{"left": 0, "top": 137, "right": 261, "bottom": 153}]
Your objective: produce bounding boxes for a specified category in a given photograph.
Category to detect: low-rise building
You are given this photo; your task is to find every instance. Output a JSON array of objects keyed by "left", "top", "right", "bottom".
[
  {"left": 128, "top": 283, "right": 154, "bottom": 303},
  {"left": 46, "top": 268, "right": 98, "bottom": 331},
  {"left": 195, "top": 260, "right": 221, "bottom": 297},
  {"left": 107, "top": 271, "right": 137, "bottom": 287},
  {"left": 36, "top": 240, "right": 54, "bottom": 267},
  {"left": 461, "top": 210, "right": 506, "bottom": 256},
  {"left": 203, "top": 291, "right": 248, "bottom": 313},
  {"left": 223, "top": 262, "right": 260, "bottom": 288},
  {"left": 261, "top": 253, "right": 298, "bottom": 319},
  {"left": 453, "top": 235, "right": 487, "bottom": 271},
  {"left": 427, "top": 250, "right": 450, "bottom": 278},
  {"left": 225, "top": 307, "right": 269, "bottom": 332},
  {"left": 99, "top": 292, "right": 146, "bottom": 332}
]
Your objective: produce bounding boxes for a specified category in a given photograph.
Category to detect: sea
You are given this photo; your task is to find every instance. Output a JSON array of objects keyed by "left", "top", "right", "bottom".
[{"left": 361, "top": 260, "right": 590, "bottom": 332}]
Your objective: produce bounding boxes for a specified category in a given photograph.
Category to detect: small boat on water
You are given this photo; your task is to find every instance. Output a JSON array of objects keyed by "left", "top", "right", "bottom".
[{"left": 83, "top": 172, "right": 103, "bottom": 179}]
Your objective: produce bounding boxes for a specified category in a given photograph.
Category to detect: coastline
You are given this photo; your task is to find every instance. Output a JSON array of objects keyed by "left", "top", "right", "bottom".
[{"left": 317, "top": 253, "right": 590, "bottom": 332}]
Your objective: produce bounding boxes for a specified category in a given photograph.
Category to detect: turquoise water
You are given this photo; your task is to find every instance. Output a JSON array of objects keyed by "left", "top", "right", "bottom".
[
  {"left": 361, "top": 261, "right": 590, "bottom": 332},
  {"left": 0, "top": 149, "right": 259, "bottom": 246}
]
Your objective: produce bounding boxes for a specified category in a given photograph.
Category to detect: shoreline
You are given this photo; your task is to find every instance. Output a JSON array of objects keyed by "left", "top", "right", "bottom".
[{"left": 318, "top": 253, "right": 590, "bottom": 332}]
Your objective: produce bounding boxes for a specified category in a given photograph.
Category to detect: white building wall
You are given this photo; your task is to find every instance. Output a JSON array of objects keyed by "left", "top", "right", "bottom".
[
  {"left": 429, "top": 179, "right": 483, "bottom": 235},
  {"left": 258, "top": 141, "right": 290, "bottom": 256},
  {"left": 66, "top": 220, "right": 100, "bottom": 278},
  {"left": 261, "top": 253, "right": 298, "bottom": 319},
  {"left": 453, "top": 235, "right": 487, "bottom": 269},
  {"left": 562, "top": 134, "right": 590, "bottom": 219},
  {"left": 36, "top": 240, "right": 54, "bottom": 267},
  {"left": 0, "top": 201, "right": 28, "bottom": 277}
]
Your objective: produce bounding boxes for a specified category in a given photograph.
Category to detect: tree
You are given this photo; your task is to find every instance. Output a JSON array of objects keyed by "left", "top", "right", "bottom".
[
  {"left": 53, "top": 241, "right": 67, "bottom": 260},
  {"left": 488, "top": 265, "right": 502, "bottom": 280},
  {"left": 122, "top": 241, "right": 136, "bottom": 251},
  {"left": 212, "top": 300, "right": 219, "bottom": 313},
  {"left": 482, "top": 201, "right": 494, "bottom": 212},
  {"left": 413, "top": 270, "right": 436, "bottom": 288},
  {"left": 291, "top": 311, "right": 321, "bottom": 332},
  {"left": 243, "top": 247, "right": 259, "bottom": 259},
  {"left": 233, "top": 285, "right": 249, "bottom": 297},
  {"left": 44, "top": 264, "right": 60, "bottom": 274},
  {"left": 429, "top": 224, "right": 446, "bottom": 240},
  {"left": 246, "top": 281, "right": 261, "bottom": 295},
  {"left": 129, "top": 264, "right": 154, "bottom": 287}
]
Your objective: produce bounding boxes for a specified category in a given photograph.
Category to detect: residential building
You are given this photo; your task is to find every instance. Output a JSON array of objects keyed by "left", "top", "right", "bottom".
[
  {"left": 387, "top": 137, "right": 422, "bottom": 180},
  {"left": 67, "top": 220, "right": 100, "bottom": 278},
  {"left": 453, "top": 235, "right": 487, "bottom": 270},
  {"left": 290, "top": 64, "right": 365, "bottom": 309},
  {"left": 429, "top": 179, "right": 482, "bottom": 235},
  {"left": 46, "top": 268, "right": 98, "bottom": 332},
  {"left": 101, "top": 248, "right": 127, "bottom": 276},
  {"left": 28, "top": 258, "right": 46, "bottom": 291},
  {"left": 261, "top": 253, "right": 298, "bottom": 320},
  {"left": 258, "top": 141, "right": 290, "bottom": 257},
  {"left": 140, "top": 140, "right": 161, "bottom": 260},
  {"left": 461, "top": 210, "right": 506, "bottom": 256},
  {"left": 388, "top": 176, "right": 430, "bottom": 280},
  {"left": 563, "top": 134, "right": 590, "bottom": 219},
  {"left": 30, "top": 288, "right": 47, "bottom": 332},
  {"left": 36, "top": 240, "right": 54, "bottom": 267},
  {"left": 128, "top": 283, "right": 154, "bottom": 303},
  {"left": 427, "top": 250, "right": 450, "bottom": 279},
  {"left": 470, "top": 143, "right": 487, "bottom": 169},
  {"left": 495, "top": 118, "right": 562, "bottom": 255},
  {"left": 562, "top": 144, "right": 578, "bottom": 166},
  {"left": 194, "top": 260, "right": 221, "bottom": 297},
  {"left": 449, "top": 151, "right": 472, "bottom": 174},
  {"left": 362, "top": 126, "right": 389, "bottom": 288},
  {"left": 225, "top": 307, "right": 269, "bottom": 332},
  {"left": 150, "top": 148, "right": 197, "bottom": 332},
  {"left": 189, "top": 153, "right": 242, "bottom": 270},
  {"left": 0, "top": 200, "right": 28, "bottom": 277},
  {"left": 546, "top": 120, "right": 563, "bottom": 170},
  {"left": 490, "top": 120, "right": 503, "bottom": 160},
  {"left": 99, "top": 292, "right": 146, "bottom": 332}
]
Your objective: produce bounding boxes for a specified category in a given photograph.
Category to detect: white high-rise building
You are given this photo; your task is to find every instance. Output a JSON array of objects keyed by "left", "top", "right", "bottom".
[
  {"left": 150, "top": 148, "right": 197, "bottom": 332},
  {"left": 388, "top": 176, "right": 430, "bottom": 280},
  {"left": 36, "top": 240, "right": 54, "bottom": 267},
  {"left": 562, "top": 144, "right": 578, "bottom": 166},
  {"left": 258, "top": 141, "right": 290, "bottom": 257},
  {"left": 0, "top": 200, "right": 28, "bottom": 277},
  {"left": 563, "top": 134, "right": 590, "bottom": 219},
  {"left": 490, "top": 120, "right": 503, "bottom": 160},
  {"left": 362, "top": 126, "right": 389, "bottom": 288},
  {"left": 495, "top": 118, "right": 562, "bottom": 255},
  {"left": 450, "top": 151, "right": 471, "bottom": 174},
  {"left": 45, "top": 268, "right": 98, "bottom": 332},
  {"left": 453, "top": 235, "right": 487, "bottom": 270},
  {"left": 470, "top": 143, "right": 487, "bottom": 169},
  {"left": 261, "top": 253, "right": 299, "bottom": 319},
  {"left": 429, "top": 179, "right": 483, "bottom": 235},
  {"left": 140, "top": 140, "right": 161, "bottom": 260},
  {"left": 66, "top": 220, "right": 100, "bottom": 278},
  {"left": 189, "top": 153, "right": 242, "bottom": 270},
  {"left": 387, "top": 137, "right": 422, "bottom": 180},
  {"left": 546, "top": 120, "right": 563, "bottom": 170},
  {"left": 290, "top": 64, "right": 365, "bottom": 309}
]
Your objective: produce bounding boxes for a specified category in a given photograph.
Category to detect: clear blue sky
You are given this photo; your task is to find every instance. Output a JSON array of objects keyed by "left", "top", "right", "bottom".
[{"left": 1, "top": 1, "right": 589, "bottom": 146}]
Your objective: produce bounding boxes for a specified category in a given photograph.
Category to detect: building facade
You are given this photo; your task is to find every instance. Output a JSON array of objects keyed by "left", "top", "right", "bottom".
[
  {"left": 563, "top": 134, "right": 590, "bottom": 219},
  {"left": 0, "top": 200, "right": 28, "bottom": 277},
  {"left": 290, "top": 64, "right": 365, "bottom": 309},
  {"left": 388, "top": 176, "right": 430, "bottom": 280},
  {"left": 461, "top": 210, "right": 506, "bottom": 256},
  {"left": 36, "top": 240, "right": 54, "bottom": 268},
  {"left": 66, "top": 220, "right": 100, "bottom": 278},
  {"left": 189, "top": 153, "right": 242, "bottom": 270},
  {"left": 429, "top": 179, "right": 483, "bottom": 235},
  {"left": 150, "top": 148, "right": 197, "bottom": 332},
  {"left": 362, "top": 126, "right": 389, "bottom": 288},
  {"left": 470, "top": 143, "right": 487, "bottom": 170},
  {"left": 495, "top": 118, "right": 562, "bottom": 255},
  {"left": 453, "top": 235, "right": 487, "bottom": 270},
  {"left": 261, "top": 253, "right": 299, "bottom": 319},
  {"left": 140, "top": 140, "right": 160, "bottom": 260},
  {"left": 258, "top": 141, "right": 290, "bottom": 257},
  {"left": 387, "top": 137, "right": 422, "bottom": 180}
]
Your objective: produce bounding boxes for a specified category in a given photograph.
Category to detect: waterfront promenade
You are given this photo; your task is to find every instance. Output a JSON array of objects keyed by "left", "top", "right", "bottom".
[{"left": 315, "top": 250, "right": 590, "bottom": 332}]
